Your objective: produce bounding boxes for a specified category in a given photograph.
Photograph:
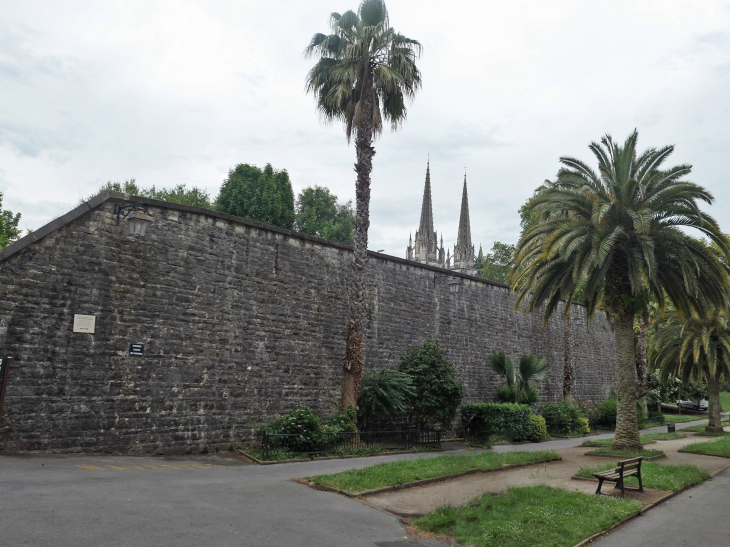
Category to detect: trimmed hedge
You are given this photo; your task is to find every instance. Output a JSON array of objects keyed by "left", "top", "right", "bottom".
[
  {"left": 461, "top": 403, "right": 533, "bottom": 442},
  {"left": 539, "top": 401, "right": 585, "bottom": 435},
  {"left": 530, "top": 415, "right": 549, "bottom": 442}
]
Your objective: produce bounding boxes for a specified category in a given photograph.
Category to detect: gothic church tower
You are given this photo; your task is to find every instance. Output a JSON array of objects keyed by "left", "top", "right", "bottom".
[
  {"left": 406, "top": 161, "right": 445, "bottom": 267},
  {"left": 451, "top": 174, "right": 477, "bottom": 276}
]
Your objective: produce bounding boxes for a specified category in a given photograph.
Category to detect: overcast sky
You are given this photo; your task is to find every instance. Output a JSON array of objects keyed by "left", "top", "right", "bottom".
[{"left": 3, "top": 0, "right": 730, "bottom": 257}]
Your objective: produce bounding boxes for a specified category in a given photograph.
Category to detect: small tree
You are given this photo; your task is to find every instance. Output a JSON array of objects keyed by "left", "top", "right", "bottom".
[
  {"left": 398, "top": 340, "right": 464, "bottom": 429},
  {"left": 477, "top": 242, "right": 515, "bottom": 284},
  {"left": 295, "top": 186, "right": 354, "bottom": 245},
  {"left": 0, "top": 192, "right": 21, "bottom": 248},
  {"left": 216, "top": 163, "right": 295, "bottom": 229},
  {"left": 357, "top": 368, "right": 415, "bottom": 430},
  {"left": 488, "top": 351, "right": 549, "bottom": 404}
]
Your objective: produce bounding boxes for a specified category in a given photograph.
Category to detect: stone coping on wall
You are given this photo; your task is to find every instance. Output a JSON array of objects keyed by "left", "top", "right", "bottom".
[{"left": 0, "top": 190, "right": 513, "bottom": 291}]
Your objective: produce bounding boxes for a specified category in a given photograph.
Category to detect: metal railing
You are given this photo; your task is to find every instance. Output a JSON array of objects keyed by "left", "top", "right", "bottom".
[{"left": 261, "top": 428, "right": 441, "bottom": 461}]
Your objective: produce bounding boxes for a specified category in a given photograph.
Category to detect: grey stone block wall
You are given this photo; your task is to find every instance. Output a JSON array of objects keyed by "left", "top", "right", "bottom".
[{"left": 0, "top": 198, "right": 616, "bottom": 454}]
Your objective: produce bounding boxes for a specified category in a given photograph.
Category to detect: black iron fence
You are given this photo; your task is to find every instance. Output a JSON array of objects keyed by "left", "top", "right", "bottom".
[{"left": 261, "top": 428, "right": 441, "bottom": 461}]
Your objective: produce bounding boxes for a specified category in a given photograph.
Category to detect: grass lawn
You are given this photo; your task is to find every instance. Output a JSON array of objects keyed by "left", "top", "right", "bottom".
[
  {"left": 680, "top": 420, "right": 729, "bottom": 433},
  {"left": 575, "top": 461, "right": 710, "bottom": 492},
  {"left": 663, "top": 414, "right": 705, "bottom": 423},
  {"left": 415, "top": 485, "right": 641, "bottom": 547},
  {"left": 586, "top": 447, "right": 664, "bottom": 458},
  {"left": 305, "top": 450, "right": 560, "bottom": 493},
  {"left": 681, "top": 434, "right": 730, "bottom": 457},
  {"left": 581, "top": 432, "right": 684, "bottom": 448},
  {"left": 721, "top": 391, "right": 730, "bottom": 412}
]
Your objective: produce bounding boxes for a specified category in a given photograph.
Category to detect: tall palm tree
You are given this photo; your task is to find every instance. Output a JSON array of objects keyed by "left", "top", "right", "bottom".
[
  {"left": 651, "top": 308, "right": 730, "bottom": 431},
  {"left": 305, "top": 0, "right": 422, "bottom": 412},
  {"left": 512, "top": 131, "right": 730, "bottom": 450}
]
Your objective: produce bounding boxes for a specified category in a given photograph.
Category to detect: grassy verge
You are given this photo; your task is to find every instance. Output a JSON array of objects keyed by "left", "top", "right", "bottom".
[
  {"left": 581, "top": 432, "right": 684, "bottom": 448},
  {"left": 575, "top": 461, "right": 710, "bottom": 492},
  {"left": 693, "top": 431, "right": 730, "bottom": 437},
  {"left": 246, "top": 445, "right": 436, "bottom": 462},
  {"left": 415, "top": 485, "right": 641, "bottom": 547},
  {"left": 721, "top": 391, "right": 730, "bottom": 412},
  {"left": 681, "top": 435, "right": 730, "bottom": 457},
  {"left": 586, "top": 447, "right": 664, "bottom": 458},
  {"left": 678, "top": 419, "right": 729, "bottom": 433},
  {"left": 663, "top": 414, "right": 705, "bottom": 423},
  {"left": 305, "top": 450, "right": 560, "bottom": 493}
]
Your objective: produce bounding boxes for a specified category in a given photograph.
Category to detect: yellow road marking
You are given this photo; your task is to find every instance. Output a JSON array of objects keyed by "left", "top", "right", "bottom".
[
  {"left": 76, "top": 465, "right": 104, "bottom": 470},
  {"left": 159, "top": 464, "right": 183, "bottom": 469},
  {"left": 126, "top": 466, "right": 147, "bottom": 470},
  {"left": 188, "top": 464, "right": 212, "bottom": 469},
  {"left": 144, "top": 465, "right": 166, "bottom": 470},
  {"left": 75, "top": 463, "right": 214, "bottom": 471},
  {"left": 106, "top": 465, "right": 127, "bottom": 470}
]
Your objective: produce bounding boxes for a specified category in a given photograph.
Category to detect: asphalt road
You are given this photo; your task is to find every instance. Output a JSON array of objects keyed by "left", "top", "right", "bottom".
[
  {"left": 593, "top": 466, "right": 730, "bottom": 547},
  {"left": 0, "top": 450, "right": 452, "bottom": 547},
  {"left": 0, "top": 415, "right": 721, "bottom": 547}
]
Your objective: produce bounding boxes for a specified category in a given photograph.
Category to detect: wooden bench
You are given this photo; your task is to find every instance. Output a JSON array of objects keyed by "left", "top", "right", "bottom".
[{"left": 592, "top": 457, "right": 643, "bottom": 497}]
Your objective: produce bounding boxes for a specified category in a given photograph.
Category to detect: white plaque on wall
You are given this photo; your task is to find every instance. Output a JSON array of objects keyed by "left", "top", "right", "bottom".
[{"left": 73, "top": 314, "right": 96, "bottom": 333}]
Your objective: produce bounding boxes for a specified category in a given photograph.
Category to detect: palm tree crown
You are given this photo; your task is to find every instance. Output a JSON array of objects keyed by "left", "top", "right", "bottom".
[
  {"left": 305, "top": 0, "right": 422, "bottom": 141},
  {"left": 651, "top": 307, "right": 730, "bottom": 431},
  {"left": 513, "top": 130, "right": 729, "bottom": 321}
]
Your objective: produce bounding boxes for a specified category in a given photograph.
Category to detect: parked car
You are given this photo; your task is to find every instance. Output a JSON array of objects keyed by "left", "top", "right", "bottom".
[{"left": 677, "top": 398, "right": 708, "bottom": 411}]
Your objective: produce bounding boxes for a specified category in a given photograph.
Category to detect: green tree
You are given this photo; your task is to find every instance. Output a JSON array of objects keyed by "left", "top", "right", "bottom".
[
  {"left": 305, "top": 0, "right": 422, "bottom": 412},
  {"left": 488, "top": 351, "right": 549, "bottom": 404},
  {"left": 143, "top": 184, "right": 212, "bottom": 209},
  {"left": 295, "top": 186, "right": 354, "bottom": 245},
  {"left": 477, "top": 242, "right": 515, "bottom": 284},
  {"left": 0, "top": 193, "right": 21, "bottom": 248},
  {"left": 398, "top": 340, "right": 464, "bottom": 429},
  {"left": 651, "top": 308, "right": 730, "bottom": 432},
  {"left": 512, "top": 130, "right": 730, "bottom": 451},
  {"left": 84, "top": 180, "right": 212, "bottom": 209},
  {"left": 356, "top": 368, "right": 415, "bottom": 430},
  {"left": 216, "top": 163, "right": 295, "bottom": 230}
]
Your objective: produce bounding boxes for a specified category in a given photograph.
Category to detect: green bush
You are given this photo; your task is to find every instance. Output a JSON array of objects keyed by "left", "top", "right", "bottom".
[
  {"left": 324, "top": 407, "right": 358, "bottom": 434},
  {"left": 529, "top": 415, "right": 549, "bottom": 442},
  {"left": 357, "top": 368, "right": 415, "bottom": 430},
  {"left": 461, "top": 402, "right": 533, "bottom": 442},
  {"left": 539, "top": 401, "right": 584, "bottom": 435},
  {"left": 593, "top": 398, "right": 617, "bottom": 429},
  {"left": 254, "top": 406, "right": 323, "bottom": 452},
  {"left": 399, "top": 340, "right": 464, "bottom": 429},
  {"left": 497, "top": 384, "right": 538, "bottom": 404},
  {"left": 591, "top": 397, "right": 646, "bottom": 429}
]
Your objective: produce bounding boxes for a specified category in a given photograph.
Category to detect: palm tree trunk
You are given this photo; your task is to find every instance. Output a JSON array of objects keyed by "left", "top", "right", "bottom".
[
  {"left": 564, "top": 305, "right": 573, "bottom": 401},
  {"left": 637, "top": 318, "right": 648, "bottom": 418},
  {"left": 341, "top": 74, "right": 376, "bottom": 413},
  {"left": 707, "top": 372, "right": 723, "bottom": 432},
  {"left": 612, "top": 313, "right": 642, "bottom": 451}
]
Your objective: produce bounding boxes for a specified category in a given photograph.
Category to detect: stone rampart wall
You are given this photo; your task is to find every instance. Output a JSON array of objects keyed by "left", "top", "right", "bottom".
[{"left": 0, "top": 195, "right": 616, "bottom": 453}]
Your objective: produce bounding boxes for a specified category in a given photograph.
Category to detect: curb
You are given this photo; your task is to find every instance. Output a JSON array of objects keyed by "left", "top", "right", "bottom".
[
  {"left": 583, "top": 452, "right": 666, "bottom": 461},
  {"left": 296, "top": 455, "right": 562, "bottom": 498},
  {"left": 236, "top": 447, "right": 447, "bottom": 465},
  {"left": 678, "top": 449, "right": 730, "bottom": 459}
]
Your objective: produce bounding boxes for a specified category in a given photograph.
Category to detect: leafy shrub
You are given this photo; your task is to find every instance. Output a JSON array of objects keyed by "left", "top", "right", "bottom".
[
  {"left": 530, "top": 415, "right": 549, "bottom": 442},
  {"left": 577, "top": 417, "right": 591, "bottom": 435},
  {"left": 357, "top": 368, "right": 415, "bottom": 430},
  {"left": 254, "top": 406, "right": 323, "bottom": 452},
  {"left": 489, "top": 351, "right": 548, "bottom": 404},
  {"left": 461, "top": 402, "right": 533, "bottom": 442},
  {"left": 324, "top": 407, "right": 358, "bottom": 434},
  {"left": 591, "top": 397, "right": 647, "bottom": 430},
  {"left": 497, "top": 384, "right": 538, "bottom": 404},
  {"left": 539, "top": 401, "right": 584, "bottom": 435},
  {"left": 399, "top": 340, "right": 464, "bottom": 429}
]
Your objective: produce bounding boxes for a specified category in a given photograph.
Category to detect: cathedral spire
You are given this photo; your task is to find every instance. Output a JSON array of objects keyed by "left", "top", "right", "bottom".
[
  {"left": 418, "top": 159, "right": 435, "bottom": 240},
  {"left": 456, "top": 173, "right": 472, "bottom": 253},
  {"left": 451, "top": 172, "right": 477, "bottom": 275}
]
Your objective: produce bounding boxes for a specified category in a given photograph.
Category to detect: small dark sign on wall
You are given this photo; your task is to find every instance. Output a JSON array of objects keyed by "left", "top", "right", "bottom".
[{"left": 129, "top": 344, "right": 144, "bottom": 356}]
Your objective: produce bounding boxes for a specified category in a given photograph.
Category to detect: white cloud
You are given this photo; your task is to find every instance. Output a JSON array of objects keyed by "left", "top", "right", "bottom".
[{"left": 2, "top": 0, "right": 730, "bottom": 256}]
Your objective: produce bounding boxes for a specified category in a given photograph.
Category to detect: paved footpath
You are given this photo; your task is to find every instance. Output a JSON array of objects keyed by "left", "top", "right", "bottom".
[
  {"left": 592, "top": 466, "right": 730, "bottom": 547},
  {"left": 0, "top": 415, "right": 723, "bottom": 547}
]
